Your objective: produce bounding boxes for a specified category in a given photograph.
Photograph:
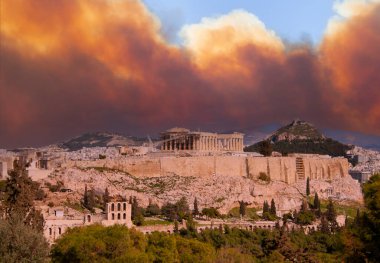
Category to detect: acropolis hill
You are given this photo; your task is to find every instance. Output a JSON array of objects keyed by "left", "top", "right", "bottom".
[{"left": 0, "top": 126, "right": 362, "bottom": 220}]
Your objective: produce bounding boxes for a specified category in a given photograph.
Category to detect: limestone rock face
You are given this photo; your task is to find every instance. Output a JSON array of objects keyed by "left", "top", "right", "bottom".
[{"left": 44, "top": 166, "right": 362, "bottom": 214}]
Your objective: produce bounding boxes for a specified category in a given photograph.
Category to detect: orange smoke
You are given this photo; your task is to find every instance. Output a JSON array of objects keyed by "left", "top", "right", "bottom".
[{"left": 1, "top": 0, "right": 380, "bottom": 147}]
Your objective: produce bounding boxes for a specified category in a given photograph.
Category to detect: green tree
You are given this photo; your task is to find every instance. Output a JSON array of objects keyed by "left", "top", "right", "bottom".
[
  {"left": 51, "top": 225, "right": 149, "bottom": 262},
  {"left": 270, "top": 199, "right": 277, "bottom": 216},
  {"left": 239, "top": 201, "right": 247, "bottom": 217},
  {"left": 131, "top": 196, "right": 145, "bottom": 225},
  {"left": 83, "top": 185, "right": 89, "bottom": 209},
  {"left": 145, "top": 201, "right": 160, "bottom": 217},
  {"left": 258, "top": 140, "right": 273, "bottom": 157},
  {"left": 202, "top": 207, "right": 221, "bottom": 219},
  {"left": 313, "top": 192, "right": 320, "bottom": 210},
  {"left": 355, "top": 173, "right": 380, "bottom": 261},
  {"left": 161, "top": 202, "right": 177, "bottom": 221},
  {"left": 326, "top": 199, "right": 336, "bottom": 222},
  {"left": 102, "top": 187, "right": 110, "bottom": 207},
  {"left": 193, "top": 197, "right": 199, "bottom": 216},
  {"left": 4, "top": 160, "right": 44, "bottom": 230},
  {"left": 306, "top": 177, "right": 310, "bottom": 196},
  {"left": 0, "top": 218, "right": 49, "bottom": 263},
  {"left": 319, "top": 216, "right": 330, "bottom": 234},
  {"left": 176, "top": 197, "right": 190, "bottom": 220},
  {"left": 87, "top": 189, "right": 96, "bottom": 212},
  {"left": 263, "top": 201, "right": 269, "bottom": 214}
]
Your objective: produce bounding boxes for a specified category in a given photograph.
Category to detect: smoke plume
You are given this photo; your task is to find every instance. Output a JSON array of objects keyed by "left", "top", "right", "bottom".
[{"left": 1, "top": 0, "right": 380, "bottom": 147}]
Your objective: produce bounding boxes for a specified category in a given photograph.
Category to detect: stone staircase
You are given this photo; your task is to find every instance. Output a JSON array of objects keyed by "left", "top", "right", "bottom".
[{"left": 296, "top": 157, "right": 305, "bottom": 180}]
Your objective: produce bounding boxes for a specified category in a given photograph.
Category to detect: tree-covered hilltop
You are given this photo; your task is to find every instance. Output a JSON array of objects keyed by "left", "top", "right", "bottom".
[
  {"left": 245, "top": 138, "right": 352, "bottom": 157},
  {"left": 244, "top": 120, "right": 352, "bottom": 156}
]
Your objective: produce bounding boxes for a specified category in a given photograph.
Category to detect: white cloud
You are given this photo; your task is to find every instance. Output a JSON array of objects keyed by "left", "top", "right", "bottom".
[{"left": 179, "top": 9, "right": 284, "bottom": 64}]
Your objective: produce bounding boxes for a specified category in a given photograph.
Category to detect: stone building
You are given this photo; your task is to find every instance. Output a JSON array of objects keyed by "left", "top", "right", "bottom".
[
  {"left": 43, "top": 201, "right": 132, "bottom": 243},
  {"left": 160, "top": 127, "right": 244, "bottom": 152}
]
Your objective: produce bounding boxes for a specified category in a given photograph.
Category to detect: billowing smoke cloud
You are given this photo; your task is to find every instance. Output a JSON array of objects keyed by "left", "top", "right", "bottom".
[{"left": 1, "top": 0, "right": 380, "bottom": 148}]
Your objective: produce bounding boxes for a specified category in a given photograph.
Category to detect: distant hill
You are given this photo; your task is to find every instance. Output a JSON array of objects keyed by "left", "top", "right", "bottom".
[
  {"left": 268, "top": 120, "right": 325, "bottom": 142},
  {"left": 59, "top": 132, "right": 145, "bottom": 151},
  {"left": 245, "top": 120, "right": 352, "bottom": 157}
]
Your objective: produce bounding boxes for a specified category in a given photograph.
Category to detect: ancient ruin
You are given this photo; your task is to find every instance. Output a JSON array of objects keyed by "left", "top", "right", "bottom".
[{"left": 160, "top": 127, "right": 244, "bottom": 152}]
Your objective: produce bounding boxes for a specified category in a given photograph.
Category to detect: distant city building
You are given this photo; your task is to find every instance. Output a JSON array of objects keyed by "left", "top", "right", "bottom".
[
  {"left": 349, "top": 170, "right": 372, "bottom": 184},
  {"left": 160, "top": 127, "right": 244, "bottom": 152},
  {"left": 353, "top": 155, "right": 368, "bottom": 165}
]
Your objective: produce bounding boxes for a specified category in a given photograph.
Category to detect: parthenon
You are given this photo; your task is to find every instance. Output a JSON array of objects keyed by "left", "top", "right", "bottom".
[{"left": 160, "top": 128, "right": 244, "bottom": 152}]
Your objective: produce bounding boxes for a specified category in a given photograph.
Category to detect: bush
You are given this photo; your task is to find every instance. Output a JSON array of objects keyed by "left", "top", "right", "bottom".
[
  {"left": 145, "top": 203, "right": 161, "bottom": 217},
  {"left": 202, "top": 207, "right": 221, "bottom": 218},
  {"left": 258, "top": 172, "right": 270, "bottom": 182},
  {"left": 295, "top": 210, "right": 316, "bottom": 225}
]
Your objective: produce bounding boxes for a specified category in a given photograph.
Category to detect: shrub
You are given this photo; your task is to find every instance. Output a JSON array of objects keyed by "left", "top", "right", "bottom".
[
  {"left": 202, "top": 207, "right": 221, "bottom": 218},
  {"left": 258, "top": 172, "right": 270, "bottom": 182}
]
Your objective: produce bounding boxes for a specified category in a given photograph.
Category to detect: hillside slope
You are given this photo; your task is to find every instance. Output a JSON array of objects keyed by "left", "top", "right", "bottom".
[
  {"left": 245, "top": 120, "right": 352, "bottom": 157},
  {"left": 59, "top": 132, "right": 144, "bottom": 151}
]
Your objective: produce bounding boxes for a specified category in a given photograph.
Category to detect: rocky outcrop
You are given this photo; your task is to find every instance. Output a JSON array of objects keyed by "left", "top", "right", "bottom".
[{"left": 44, "top": 165, "right": 362, "bottom": 214}]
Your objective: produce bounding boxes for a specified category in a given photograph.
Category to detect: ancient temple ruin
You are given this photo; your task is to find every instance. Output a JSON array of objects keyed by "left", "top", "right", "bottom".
[{"left": 160, "top": 127, "right": 244, "bottom": 152}]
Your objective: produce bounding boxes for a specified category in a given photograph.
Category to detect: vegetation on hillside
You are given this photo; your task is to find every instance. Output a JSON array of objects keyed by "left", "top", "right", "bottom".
[
  {"left": 244, "top": 120, "right": 352, "bottom": 157},
  {"left": 0, "top": 160, "right": 49, "bottom": 262},
  {"left": 245, "top": 138, "right": 352, "bottom": 157},
  {"left": 51, "top": 174, "right": 380, "bottom": 262}
]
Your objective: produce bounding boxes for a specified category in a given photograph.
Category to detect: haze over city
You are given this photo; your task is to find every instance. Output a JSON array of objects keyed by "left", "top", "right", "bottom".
[{"left": 1, "top": 0, "right": 380, "bottom": 148}]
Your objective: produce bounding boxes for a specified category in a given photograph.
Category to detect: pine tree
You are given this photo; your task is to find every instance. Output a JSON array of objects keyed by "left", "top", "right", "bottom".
[
  {"left": 300, "top": 199, "right": 308, "bottom": 212},
  {"left": 83, "top": 185, "right": 89, "bottom": 208},
  {"left": 131, "top": 196, "right": 138, "bottom": 220},
  {"left": 313, "top": 192, "right": 320, "bottom": 210},
  {"left": 239, "top": 201, "right": 247, "bottom": 217},
  {"left": 4, "top": 160, "right": 44, "bottom": 230},
  {"left": 306, "top": 177, "right": 310, "bottom": 196},
  {"left": 326, "top": 199, "right": 336, "bottom": 222},
  {"left": 193, "top": 197, "right": 199, "bottom": 216},
  {"left": 88, "top": 189, "right": 95, "bottom": 212},
  {"left": 270, "top": 199, "right": 277, "bottom": 216},
  {"left": 320, "top": 215, "right": 330, "bottom": 234},
  {"left": 263, "top": 201, "right": 269, "bottom": 213}
]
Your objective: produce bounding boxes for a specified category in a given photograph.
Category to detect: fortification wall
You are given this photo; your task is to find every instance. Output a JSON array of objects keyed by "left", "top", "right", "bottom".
[{"left": 64, "top": 156, "right": 349, "bottom": 184}]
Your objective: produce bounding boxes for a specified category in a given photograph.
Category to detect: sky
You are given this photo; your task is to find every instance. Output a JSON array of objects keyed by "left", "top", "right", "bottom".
[
  {"left": 143, "top": 0, "right": 335, "bottom": 44},
  {"left": 1, "top": 0, "right": 380, "bottom": 149}
]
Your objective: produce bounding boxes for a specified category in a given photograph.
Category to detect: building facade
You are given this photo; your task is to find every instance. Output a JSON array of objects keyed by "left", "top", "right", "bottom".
[
  {"left": 160, "top": 128, "right": 244, "bottom": 152},
  {"left": 44, "top": 201, "right": 133, "bottom": 243}
]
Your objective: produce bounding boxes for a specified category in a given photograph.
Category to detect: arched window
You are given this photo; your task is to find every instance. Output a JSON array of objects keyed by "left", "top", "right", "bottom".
[
  {"left": 112, "top": 213, "right": 115, "bottom": 220},
  {"left": 49, "top": 228, "right": 52, "bottom": 235},
  {"left": 123, "top": 203, "right": 126, "bottom": 211},
  {"left": 87, "top": 215, "right": 91, "bottom": 222},
  {"left": 58, "top": 228, "right": 61, "bottom": 235},
  {"left": 123, "top": 213, "right": 126, "bottom": 219},
  {"left": 118, "top": 203, "right": 121, "bottom": 211},
  {"left": 117, "top": 213, "right": 121, "bottom": 220},
  {"left": 111, "top": 203, "right": 115, "bottom": 211}
]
